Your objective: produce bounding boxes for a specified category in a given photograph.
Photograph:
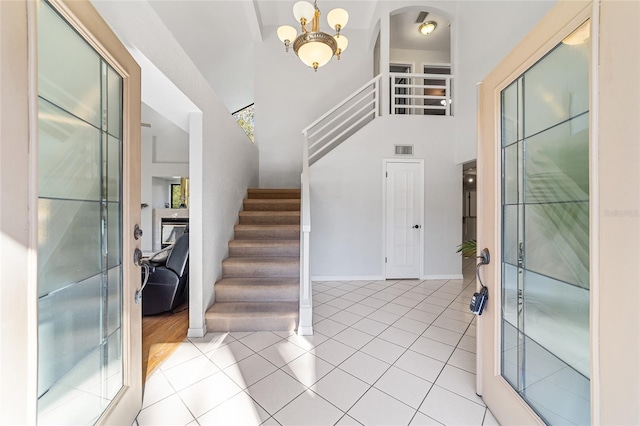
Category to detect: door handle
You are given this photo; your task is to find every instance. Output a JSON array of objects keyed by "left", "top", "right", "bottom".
[
  {"left": 413, "top": 225, "right": 421, "bottom": 229},
  {"left": 133, "top": 248, "right": 150, "bottom": 305}
]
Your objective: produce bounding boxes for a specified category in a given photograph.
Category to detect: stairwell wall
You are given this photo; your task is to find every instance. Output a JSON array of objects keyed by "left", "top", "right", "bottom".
[
  {"left": 254, "top": 27, "right": 374, "bottom": 188},
  {"left": 309, "top": 116, "right": 461, "bottom": 279},
  {"left": 92, "top": 0, "right": 259, "bottom": 336}
]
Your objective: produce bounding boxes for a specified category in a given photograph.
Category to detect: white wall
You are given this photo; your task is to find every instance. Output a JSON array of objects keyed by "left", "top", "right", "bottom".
[
  {"left": 310, "top": 116, "right": 461, "bottom": 279},
  {"left": 306, "top": 0, "right": 556, "bottom": 279},
  {"left": 254, "top": 27, "right": 374, "bottom": 187},
  {"left": 453, "top": 0, "right": 557, "bottom": 163},
  {"left": 390, "top": 48, "right": 451, "bottom": 68},
  {"left": 92, "top": 0, "right": 259, "bottom": 336}
]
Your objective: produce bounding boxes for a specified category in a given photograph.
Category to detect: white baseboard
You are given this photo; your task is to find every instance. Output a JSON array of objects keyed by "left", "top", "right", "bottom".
[
  {"left": 312, "top": 274, "right": 464, "bottom": 282},
  {"left": 187, "top": 325, "right": 207, "bottom": 338},
  {"left": 422, "top": 274, "right": 464, "bottom": 280},
  {"left": 311, "top": 275, "right": 385, "bottom": 282},
  {"left": 297, "top": 326, "right": 314, "bottom": 336}
]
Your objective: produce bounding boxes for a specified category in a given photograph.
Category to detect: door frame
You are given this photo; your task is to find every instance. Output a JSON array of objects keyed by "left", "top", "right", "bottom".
[
  {"left": 0, "top": 0, "right": 142, "bottom": 423},
  {"left": 382, "top": 158, "right": 425, "bottom": 280},
  {"left": 477, "top": 1, "right": 597, "bottom": 424}
]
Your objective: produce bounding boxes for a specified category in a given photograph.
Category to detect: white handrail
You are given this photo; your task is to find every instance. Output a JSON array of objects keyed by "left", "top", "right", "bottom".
[
  {"left": 390, "top": 72, "right": 454, "bottom": 116},
  {"left": 307, "top": 87, "right": 377, "bottom": 143},
  {"left": 309, "top": 109, "right": 376, "bottom": 162},
  {"left": 308, "top": 97, "right": 377, "bottom": 153},
  {"left": 302, "top": 74, "right": 382, "bottom": 134}
]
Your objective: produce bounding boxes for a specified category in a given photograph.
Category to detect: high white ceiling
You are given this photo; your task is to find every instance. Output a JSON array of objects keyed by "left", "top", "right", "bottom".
[
  {"left": 256, "top": 0, "right": 377, "bottom": 30},
  {"left": 104, "top": 1, "right": 450, "bottom": 118},
  {"left": 390, "top": 9, "right": 451, "bottom": 52}
]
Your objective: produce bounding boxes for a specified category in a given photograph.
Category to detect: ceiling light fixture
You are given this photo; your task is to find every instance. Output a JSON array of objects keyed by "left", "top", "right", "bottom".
[
  {"left": 419, "top": 21, "right": 437, "bottom": 36},
  {"left": 277, "top": 1, "right": 349, "bottom": 72}
]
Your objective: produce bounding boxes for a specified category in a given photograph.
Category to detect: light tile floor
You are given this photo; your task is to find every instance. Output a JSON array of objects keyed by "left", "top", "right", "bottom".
[{"left": 135, "top": 260, "right": 499, "bottom": 426}]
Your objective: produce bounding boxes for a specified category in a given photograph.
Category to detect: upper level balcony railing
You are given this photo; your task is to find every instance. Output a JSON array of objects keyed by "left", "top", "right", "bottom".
[{"left": 390, "top": 72, "right": 453, "bottom": 116}]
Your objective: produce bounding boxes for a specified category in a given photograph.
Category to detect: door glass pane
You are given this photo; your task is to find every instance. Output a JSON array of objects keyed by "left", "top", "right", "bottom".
[
  {"left": 107, "top": 66, "right": 123, "bottom": 139},
  {"left": 37, "top": 0, "right": 101, "bottom": 128},
  {"left": 523, "top": 33, "right": 590, "bottom": 138},
  {"left": 503, "top": 142, "right": 519, "bottom": 204},
  {"left": 525, "top": 202, "right": 589, "bottom": 288},
  {"left": 500, "top": 20, "right": 590, "bottom": 426},
  {"left": 38, "top": 99, "right": 101, "bottom": 201},
  {"left": 106, "top": 135, "right": 122, "bottom": 202},
  {"left": 525, "top": 114, "right": 589, "bottom": 204},
  {"left": 502, "top": 205, "right": 518, "bottom": 266},
  {"left": 502, "top": 320, "right": 519, "bottom": 389},
  {"left": 37, "top": 0, "right": 124, "bottom": 423},
  {"left": 501, "top": 81, "right": 519, "bottom": 146},
  {"left": 38, "top": 199, "right": 102, "bottom": 296},
  {"left": 107, "top": 202, "right": 122, "bottom": 269}
]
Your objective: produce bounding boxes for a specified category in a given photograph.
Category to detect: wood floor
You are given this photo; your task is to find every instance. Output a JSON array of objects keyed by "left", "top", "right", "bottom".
[{"left": 142, "top": 305, "right": 189, "bottom": 383}]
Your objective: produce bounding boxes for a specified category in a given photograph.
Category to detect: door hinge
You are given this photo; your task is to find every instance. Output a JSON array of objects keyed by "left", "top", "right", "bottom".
[
  {"left": 385, "top": 257, "right": 387, "bottom": 263},
  {"left": 385, "top": 172, "right": 388, "bottom": 178}
]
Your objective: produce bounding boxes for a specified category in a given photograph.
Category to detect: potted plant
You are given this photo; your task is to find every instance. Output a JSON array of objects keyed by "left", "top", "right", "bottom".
[{"left": 456, "top": 239, "right": 477, "bottom": 258}]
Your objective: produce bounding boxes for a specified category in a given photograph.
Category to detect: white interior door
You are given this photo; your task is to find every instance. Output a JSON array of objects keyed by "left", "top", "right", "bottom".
[
  {"left": 385, "top": 160, "right": 423, "bottom": 279},
  {"left": 477, "top": 2, "right": 594, "bottom": 424},
  {"left": 35, "top": 1, "right": 142, "bottom": 424}
]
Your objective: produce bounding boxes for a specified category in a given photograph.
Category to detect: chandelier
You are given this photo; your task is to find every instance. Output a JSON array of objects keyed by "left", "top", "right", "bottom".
[{"left": 277, "top": 1, "right": 349, "bottom": 71}]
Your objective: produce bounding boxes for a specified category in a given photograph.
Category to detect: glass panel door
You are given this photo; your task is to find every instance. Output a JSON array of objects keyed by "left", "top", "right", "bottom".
[
  {"left": 500, "top": 21, "right": 591, "bottom": 426},
  {"left": 37, "top": 1, "right": 124, "bottom": 423}
]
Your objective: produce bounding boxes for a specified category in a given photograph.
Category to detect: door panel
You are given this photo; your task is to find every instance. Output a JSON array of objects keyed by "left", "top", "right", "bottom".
[
  {"left": 478, "top": 2, "right": 593, "bottom": 425},
  {"left": 385, "top": 161, "right": 423, "bottom": 279},
  {"left": 34, "top": 0, "right": 141, "bottom": 424}
]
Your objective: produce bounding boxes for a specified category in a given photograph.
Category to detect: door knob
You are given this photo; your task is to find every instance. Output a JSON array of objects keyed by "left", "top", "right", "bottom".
[{"left": 413, "top": 225, "right": 420, "bottom": 229}]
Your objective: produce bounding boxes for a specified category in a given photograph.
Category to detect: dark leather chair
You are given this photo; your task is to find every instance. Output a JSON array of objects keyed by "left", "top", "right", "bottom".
[{"left": 142, "top": 232, "right": 189, "bottom": 316}]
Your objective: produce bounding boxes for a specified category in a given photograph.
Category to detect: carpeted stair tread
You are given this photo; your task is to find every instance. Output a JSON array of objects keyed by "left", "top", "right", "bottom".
[
  {"left": 215, "top": 277, "right": 299, "bottom": 302},
  {"left": 205, "top": 302, "right": 298, "bottom": 332},
  {"left": 229, "top": 239, "right": 300, "bottom": 257},
  {"left": 239, "top": 211, "right": 300, "bottom": 225},
  {"left": 243, "top": 199, "right": 301, "bottom": 211},
  {"left": 234, "top": 224, "right": 300, "bottom": 240},
  {"left": 211, "top": 187, "right": 301, "bottom": 332},
  {"left": 222, "top": 256, "right": 300, "bottom": 278},
  {"left": 248, "top": 188, "right": 301, "bottom": 199}
]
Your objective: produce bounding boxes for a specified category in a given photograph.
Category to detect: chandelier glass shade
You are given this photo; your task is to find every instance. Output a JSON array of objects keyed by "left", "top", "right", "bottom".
[{"left": 277, "top": 1, "right": 349, "bottom": 71}]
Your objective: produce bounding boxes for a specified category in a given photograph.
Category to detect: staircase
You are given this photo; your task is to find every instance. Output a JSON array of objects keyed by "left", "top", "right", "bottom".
[{"left": 205, "top": 188, "right": 301, "bottom": 331}]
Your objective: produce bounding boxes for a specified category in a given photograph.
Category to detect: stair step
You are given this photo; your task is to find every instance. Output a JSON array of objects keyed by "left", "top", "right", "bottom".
[
  {"left": 222, "top": 257, "right": 299, "bottom": 278},
  {"left": 205, "top": 301, "right": 298, "bottom": 332},
  {"left": 239, "top": 211, "right": 300, "bottom": 225},
  {"left": 215, "top": 278, "right": 299, "bottom": 302},
  {"left": 234, "top": 224, "right": 299, "bottom": 240},
  {"left": 243, "top": 199, "right": 301, "bottom": 211},
  {"left": 229, "top": 239, "right": 300, "bottom": 257},
  {"left": 248, "top": 188, "right": 301, "bottom": 199}
]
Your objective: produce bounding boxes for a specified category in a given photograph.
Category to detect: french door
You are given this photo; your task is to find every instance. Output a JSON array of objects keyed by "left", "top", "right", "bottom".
[
  {"left": 478, "top": 1, "right": 594, "bottom": 424},
  {"left": 34, "top": 0, "right": 141, "bottom": 424}
]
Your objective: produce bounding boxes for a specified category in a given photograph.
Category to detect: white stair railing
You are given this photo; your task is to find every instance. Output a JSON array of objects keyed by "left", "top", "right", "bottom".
[
  {"left": 297, "top": 72, "right": 452, "bottom": 335},
  {"left": 298, "top": 138, "right": 312, "bottom": 335},
  {"left": 298, "top": 75, "right": 382, "bottom": 335},
  {"left": 390, "top": 72, "right": 453, "bottom": 116},
  {"left": 304, "top": 75, "right": 382, "bottom": 165}
]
